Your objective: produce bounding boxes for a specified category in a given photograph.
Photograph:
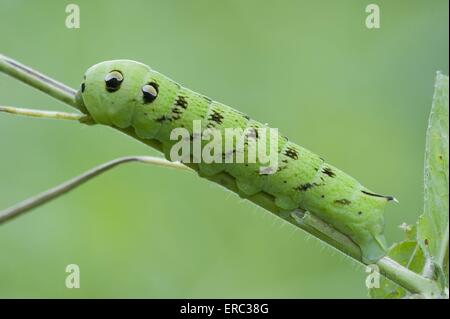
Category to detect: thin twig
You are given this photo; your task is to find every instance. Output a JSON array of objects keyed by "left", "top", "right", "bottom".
[
  {"left": 0, "top": 54, "right": 80, "bottom": 109},
  {"left": 0, "top": 105, "right": 88, "bottom": 121},
  {"left": 0, "top": 156, "right": 190, "bottom": 224}
]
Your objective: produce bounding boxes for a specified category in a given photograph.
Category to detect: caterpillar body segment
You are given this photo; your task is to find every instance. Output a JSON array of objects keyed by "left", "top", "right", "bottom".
[{"left": 81, "top": 60, "right": 393, "bottom": 262}]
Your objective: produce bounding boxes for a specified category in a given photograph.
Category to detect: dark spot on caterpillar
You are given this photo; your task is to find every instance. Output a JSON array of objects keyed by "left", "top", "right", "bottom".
[
  {"left": 361, "top": 190, "right": 395, "bottom": 201},
  {"left": 143, "top": 112, "right": 148, "bottom": 116},
  {"left": 105, "top": 70, "right": 123, "bottom": 92},
  {"left": 424, "top": 239, "right": 429, "bottom": 246},
  {"left": 221, "top": 149, "right": 237, "bottom": 160},
  {"left": 171, "top": 107, "right": 183, "bottom": 120},
  {"left": 295, "top": 183, "right": 316, "bottom": 192},
  {"left": 243, "top": 114, "right": 250, "bottom": 120},
  {"left": 245, "top": 126, "right": 259, "bottom": 139},
  {"left": 282, "top": 159, "right": 288, "bottom": 164},
  {"left": 334, "top": 199, "right": 351, "bottom": 205},
  {"left": 284, "top": 147, "right": 299, "bottom": 160},
  {"left": 358, "top": 211, "right": 363, "bottom": 215},
  {"left": 155, "top": 115, "right": 170, "bottom": 123},
  {"left": 439, "top": 155, "right": 443, "bottom": 160},
  {"left": 245, "top": 128, "right": 259, "bottom": 140},
  {"left": 209, "top": 110, "right": 224, "bottom": 125},
  {"left": 322, "top": 167, "right": 335, "bottom": 178},
  {"left": 277, "top": 166, "right": 287, "bottom": 172},
  {"left": 80, "top": 82, "right": 85, "bottom": 93},
  {"left": 321, "top": 195, "right": 325, "bottom": 198},
  {"left": 175, "top": 95, "right": 188, "bottom": 109},
  {"left": 283, "top": 180, "right": 287, "bottom": 184}
]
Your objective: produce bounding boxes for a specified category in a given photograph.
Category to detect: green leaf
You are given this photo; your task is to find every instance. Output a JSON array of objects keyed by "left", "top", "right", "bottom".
[
  {"left": 370, "top": 73, "right": 448, "bottom": 299},
  {"left": 369, "top": 240, "right": 425, "bottom": 299},
  {"left": 417, "top": 72, "right": 449, "bottom": 286}
]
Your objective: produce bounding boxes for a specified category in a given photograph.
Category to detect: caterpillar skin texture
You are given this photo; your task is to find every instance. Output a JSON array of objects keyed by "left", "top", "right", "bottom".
[{"left": 81, "top": 60, "right": 394, "bottom": 263}]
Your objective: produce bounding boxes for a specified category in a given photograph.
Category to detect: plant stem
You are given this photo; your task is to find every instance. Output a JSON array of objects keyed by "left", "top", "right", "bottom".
[
  {"left": 0, "top": 156, "right": 189, "bottom": 224},
  {"left": 0, "top": 53, "right": 441, "bottom": 296},
  {"left": 0, "top": 54, "right": 80, "bottom": 109},
  {"left": 377, "top": 257, "right": 441, "bottom": 298},
  {"left": 0, "top": 105, "right": 87, "bottom": 121}
]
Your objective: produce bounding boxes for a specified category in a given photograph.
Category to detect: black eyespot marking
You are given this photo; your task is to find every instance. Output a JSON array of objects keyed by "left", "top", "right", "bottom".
[
  {"left": 322, "top": 167, "right": 335, "bottom": 178},
  {"left": 142, "top": 82, "right": 159, "bottom": 104},
  {"left": 334, "top": 199, "right": 351, "bottom": 205},
  {"left": 358, "top": 211, "right": 363, "bottom": 215},
  {"left": 104, "top": 70, "right": 124, "bottom": 92},
  {"left": 81, "top": 82, "right": 85, "bottom": 93}
]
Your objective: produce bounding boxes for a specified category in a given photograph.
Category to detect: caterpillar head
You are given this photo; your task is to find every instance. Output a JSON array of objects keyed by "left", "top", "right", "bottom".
[{"left": 80, "top": 60, "right": 179, "bottom": 134}]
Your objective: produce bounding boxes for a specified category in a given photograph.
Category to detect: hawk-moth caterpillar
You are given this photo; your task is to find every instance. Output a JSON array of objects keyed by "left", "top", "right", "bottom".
[{"left": 80, "top": 59, "right": 395, "bottom": 263}]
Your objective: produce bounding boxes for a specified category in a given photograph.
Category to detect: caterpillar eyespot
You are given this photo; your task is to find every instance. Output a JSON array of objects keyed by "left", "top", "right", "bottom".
[
  {"left": 81, "top": 59, "right": 395, "bottom": 263},
  {"left": 142, "top": 83, "right": 158, "bottom": 103},
  {"left": 104, "top": 70, "right": 123, "bottom": 92}
]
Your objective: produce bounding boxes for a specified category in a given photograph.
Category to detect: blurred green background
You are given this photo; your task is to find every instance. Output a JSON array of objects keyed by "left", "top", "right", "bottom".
[{"left": 0, "top": 0, "right": 448, "bottom": 298}]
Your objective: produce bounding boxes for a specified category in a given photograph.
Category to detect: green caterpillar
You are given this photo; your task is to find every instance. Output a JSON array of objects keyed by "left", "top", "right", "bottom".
[{"left": 80, "top": 59, "right": 394, "bottom": 263}]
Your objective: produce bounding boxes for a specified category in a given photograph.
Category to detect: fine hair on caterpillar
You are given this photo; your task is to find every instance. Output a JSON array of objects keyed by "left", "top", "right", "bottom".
[{"left": 169, "top": 120, "right": 279, "bottom": 174}]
